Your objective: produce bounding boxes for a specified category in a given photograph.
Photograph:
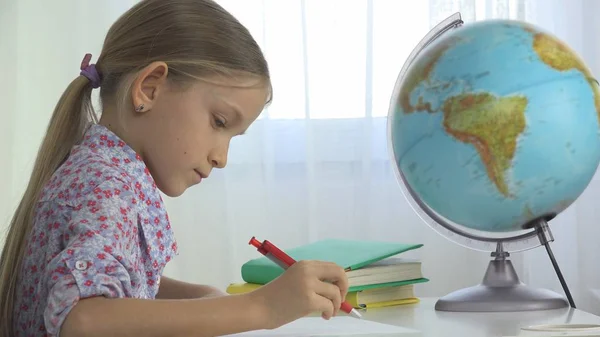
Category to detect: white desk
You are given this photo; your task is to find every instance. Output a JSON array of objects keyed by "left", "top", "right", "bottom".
[{"left": 358, "top": 298, "right": 600, "bottom": 337}]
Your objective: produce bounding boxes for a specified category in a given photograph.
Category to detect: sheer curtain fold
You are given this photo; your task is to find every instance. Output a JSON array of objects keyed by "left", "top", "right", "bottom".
[{"left": 1, "top": 0, "right": 599, "bottom": 314}]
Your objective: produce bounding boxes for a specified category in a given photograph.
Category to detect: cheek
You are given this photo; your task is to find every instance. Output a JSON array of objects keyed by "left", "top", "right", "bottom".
[
  {"left": 173, "top": 113, "right": 215, "bottom": 161},
  {"left": 145, "top": 113, "right": 206, "bottom": 165},
  {"left": 144, "top": 92, "right": 217, "bottom": 168}
]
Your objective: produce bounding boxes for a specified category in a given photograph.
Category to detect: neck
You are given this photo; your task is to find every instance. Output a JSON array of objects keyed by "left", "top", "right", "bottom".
[{"left": 98, "top": 109, "right": 144, "bottom": 158}]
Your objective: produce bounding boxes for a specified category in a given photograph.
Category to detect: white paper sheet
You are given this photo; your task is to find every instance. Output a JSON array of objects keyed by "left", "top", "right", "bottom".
[{"left": 223, "top": 317, "right": 421, "bottom": 336}]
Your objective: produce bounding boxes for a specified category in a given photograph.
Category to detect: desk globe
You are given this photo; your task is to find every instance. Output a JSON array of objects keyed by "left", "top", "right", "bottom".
[{"left": 388, "top": 13, "right": 600, "bottom": 312}]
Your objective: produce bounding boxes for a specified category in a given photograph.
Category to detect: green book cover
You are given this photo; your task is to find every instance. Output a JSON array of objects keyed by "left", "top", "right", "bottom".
[
  {"left": 241, "top": 239, "right": 423, "bottom": 285},
  {"left": 348, "top": 278, "right": 429, "bottom": 292},
  {"left": 226, "top": 277, "right": 429, "bottom": 295}
]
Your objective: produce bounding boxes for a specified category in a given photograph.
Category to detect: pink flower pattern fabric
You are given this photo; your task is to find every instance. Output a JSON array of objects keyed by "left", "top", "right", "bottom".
[{"left": 13, "top": 124, "right": 178, "bottom": 336}]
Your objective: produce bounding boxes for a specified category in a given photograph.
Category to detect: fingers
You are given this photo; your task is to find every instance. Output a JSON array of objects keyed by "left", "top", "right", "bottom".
[
  {"left": 311, "top": 291, "right": 336, "bottom": 320},
  {"left": 333, "top": 277, "right": 349, "bottom": 303},
  {"left": 310, "top": 261, "right": 347, "bottom": 281},
  {"left": 292, "top": 260, "right": 350, "bottom": 320},
  {"left": 311, "top": 261, "right": 349, "bottom": 300},
  {"left": 314, "top": 280, "right": 342, "bottom": 318}
]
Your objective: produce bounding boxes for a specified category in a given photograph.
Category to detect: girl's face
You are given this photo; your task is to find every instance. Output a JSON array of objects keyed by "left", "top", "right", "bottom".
[{"left": 118, "top": 62, "right": 268, "bottom": 197}]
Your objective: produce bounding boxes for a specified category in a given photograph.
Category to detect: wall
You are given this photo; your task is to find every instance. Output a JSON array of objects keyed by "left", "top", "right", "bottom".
[
  {"left": 0, "top": 0, "right": 136, "bottom": 241},
  {"left": 0, "top": 0, "right": 17, "bottom": 242}
]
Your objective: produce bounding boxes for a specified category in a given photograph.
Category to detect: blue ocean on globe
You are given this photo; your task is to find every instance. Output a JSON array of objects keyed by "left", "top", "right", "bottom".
[{"left": 390, "top": 19, "right": 600, "bottom": 232}]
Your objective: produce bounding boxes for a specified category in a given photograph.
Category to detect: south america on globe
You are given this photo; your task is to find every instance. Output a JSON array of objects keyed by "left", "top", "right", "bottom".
[{"left": 390, "top": 19, "right": 600, "bottom": 232}]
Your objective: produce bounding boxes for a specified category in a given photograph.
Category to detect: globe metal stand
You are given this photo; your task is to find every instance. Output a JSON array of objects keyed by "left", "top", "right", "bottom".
[
  {"left": 435, "top": 218, "right": 573, "bottom": 312},
  {"left": 389, "top": 12, "right": 576, "bottom": 312},
  {"left": 534, "top": 220, "right": 576, "bottom": 308}
]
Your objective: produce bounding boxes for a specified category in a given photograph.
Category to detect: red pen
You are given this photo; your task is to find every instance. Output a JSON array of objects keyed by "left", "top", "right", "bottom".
[{"left": 249, "top": 236, "right": 362, "bottom": 319}]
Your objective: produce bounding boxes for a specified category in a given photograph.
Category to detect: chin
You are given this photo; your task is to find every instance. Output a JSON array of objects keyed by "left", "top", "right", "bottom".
[
  {"left": 155, "top": 180, "right": 187, "bottom": 198},
  {"left": 163, "top": 189, "right": 186, "bottom": 198}
]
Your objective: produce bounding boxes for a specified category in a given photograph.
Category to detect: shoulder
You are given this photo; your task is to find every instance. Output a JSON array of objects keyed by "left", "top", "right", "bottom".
[{"left": 39, "top": 146, "right": 136, "bottom": 205}]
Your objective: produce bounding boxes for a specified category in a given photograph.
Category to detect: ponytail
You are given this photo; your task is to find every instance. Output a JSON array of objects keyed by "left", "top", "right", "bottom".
[{"left": 0, "top": 74, "right": 98, "bottom": 337}]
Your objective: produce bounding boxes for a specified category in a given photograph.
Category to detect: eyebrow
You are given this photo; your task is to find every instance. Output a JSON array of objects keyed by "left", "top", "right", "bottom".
[{"left": 222, "top": 100, "right": 247, "bottom": 136}]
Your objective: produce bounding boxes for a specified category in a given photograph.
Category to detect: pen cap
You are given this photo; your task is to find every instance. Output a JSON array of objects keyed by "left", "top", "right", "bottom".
[{"left": 249, "top": 236, "right": 268, "bottom": 255}]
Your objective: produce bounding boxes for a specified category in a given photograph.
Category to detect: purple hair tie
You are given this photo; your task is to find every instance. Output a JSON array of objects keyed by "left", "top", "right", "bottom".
[{"left": 80, "top": 53, "right": 101, "bottom": 89}]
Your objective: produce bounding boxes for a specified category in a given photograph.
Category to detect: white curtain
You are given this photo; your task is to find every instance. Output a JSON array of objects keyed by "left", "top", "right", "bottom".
[{"left": 2, "top": 0, "right": 600, "bottom": 314}]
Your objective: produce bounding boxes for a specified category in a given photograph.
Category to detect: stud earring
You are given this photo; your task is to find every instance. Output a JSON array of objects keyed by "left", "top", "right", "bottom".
[{"left": 135, "top": 104, "right": 145, "bottom": 112}]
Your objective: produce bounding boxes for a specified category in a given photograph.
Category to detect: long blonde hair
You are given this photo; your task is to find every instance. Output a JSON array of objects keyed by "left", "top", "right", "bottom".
[{"left": 0, "top": 1, "right": 270, "bottom": 335}]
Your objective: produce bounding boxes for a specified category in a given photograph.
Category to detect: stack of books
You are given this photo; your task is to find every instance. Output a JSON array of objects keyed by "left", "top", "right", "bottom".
[{"left": 227, "top": 239, "right": 428, "bottom": 309}]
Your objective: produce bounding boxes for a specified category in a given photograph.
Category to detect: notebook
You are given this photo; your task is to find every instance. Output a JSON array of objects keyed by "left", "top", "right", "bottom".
[
  {"left": 228, "top": 276, "right": 428, "bottom": 294},
  {"left": 222, "top": 317, "right": 422, "bottom": 336},
  {"left": 342, "top": 257, "right": 423, "bottom": 287},
  {"left": 227, "top": 279, "right": 427, "bottom": 308},
  {"left": 241, "top": 239, "right": 424, "bottom": 285},
  {"left": 345, "top": 284, "right": 419, "bottom": 309}
]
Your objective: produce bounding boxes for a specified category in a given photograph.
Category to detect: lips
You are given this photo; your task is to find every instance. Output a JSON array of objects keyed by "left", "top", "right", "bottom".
[{"left": 194, "top": 169, "right": 207, "bottom": 179}]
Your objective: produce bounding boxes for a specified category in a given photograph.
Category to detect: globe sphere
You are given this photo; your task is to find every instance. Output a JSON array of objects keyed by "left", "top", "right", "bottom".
[{"left": 390, "top": 19, "right": 600, "bottom": 233}]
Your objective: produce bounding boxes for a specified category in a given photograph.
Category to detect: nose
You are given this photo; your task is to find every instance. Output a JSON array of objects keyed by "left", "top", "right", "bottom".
[
  {"left": 209, "top": 146, "right": 228, "bottom": 169},
  {"left": 211, "top": 158, "right": 225, "bottom": 169}
]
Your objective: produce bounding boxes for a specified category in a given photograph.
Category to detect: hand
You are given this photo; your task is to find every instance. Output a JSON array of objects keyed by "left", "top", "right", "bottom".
[{"left": 249, "top": 260, "right": 349, "bottom": 329}]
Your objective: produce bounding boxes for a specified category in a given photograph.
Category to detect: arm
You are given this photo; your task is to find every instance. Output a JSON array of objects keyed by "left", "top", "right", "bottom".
[
  {"left": 61, "top": 292, "right": 269, "bottom": 337},
  {"left": 44, "top": 178, "right": 262, "bottom": 336},
  {"left": 156, "top": 276, "right": 227, "bottom": 299}
]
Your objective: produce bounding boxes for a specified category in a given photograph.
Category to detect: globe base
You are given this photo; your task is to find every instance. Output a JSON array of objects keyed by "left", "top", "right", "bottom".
[{"left": 435, "top": 259, "right": 569, "bottom": 312}]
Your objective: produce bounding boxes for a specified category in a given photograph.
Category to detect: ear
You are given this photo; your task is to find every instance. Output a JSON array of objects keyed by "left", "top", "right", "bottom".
[{"left": 130, "top": 61, "right": 169, "bottom": 113}]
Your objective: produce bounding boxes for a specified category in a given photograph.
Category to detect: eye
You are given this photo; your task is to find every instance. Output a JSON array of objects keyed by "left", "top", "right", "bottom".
[{"left": 213, "top": 115, "right": 227, "bottom": 129}]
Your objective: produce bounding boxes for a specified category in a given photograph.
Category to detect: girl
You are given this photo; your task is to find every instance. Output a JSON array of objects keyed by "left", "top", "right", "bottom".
[{"left": 0, "top": 1, "right": 350, "bottom": 336}]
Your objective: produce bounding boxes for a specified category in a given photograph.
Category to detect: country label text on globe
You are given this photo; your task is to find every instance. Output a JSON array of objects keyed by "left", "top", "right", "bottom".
[{"left": 391, "top": 20, "right": 600, "bottom": 232}]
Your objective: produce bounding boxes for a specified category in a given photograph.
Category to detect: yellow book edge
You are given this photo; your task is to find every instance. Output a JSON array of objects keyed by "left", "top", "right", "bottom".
[
  {"left": 227, "top": 283, "right": 261, "bottom": 294},
  {"left": 356, "top": 297, "right": 420, "bottom": 309},
  {"left": 226, "top": 283, "right": 420, "bottom": 309}
]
